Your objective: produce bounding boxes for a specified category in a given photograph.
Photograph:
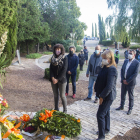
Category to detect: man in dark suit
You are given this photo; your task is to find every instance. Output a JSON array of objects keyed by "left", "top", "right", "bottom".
[{"left": 116, "top": 50, "right": 139, "bottom": 115}]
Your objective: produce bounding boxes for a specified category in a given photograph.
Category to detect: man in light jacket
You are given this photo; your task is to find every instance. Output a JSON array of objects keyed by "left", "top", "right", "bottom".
[
  {"left": 84, "top": 45, "right": 102, "bottom": 103},
  {"left": 116, "top": 49, "right": 139, "bottom": 115}
]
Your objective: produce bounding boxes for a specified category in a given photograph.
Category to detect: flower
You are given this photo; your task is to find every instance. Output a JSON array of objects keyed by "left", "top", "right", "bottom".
[
  {"left": 20, "top": 114, "right": 30, "bottom": 122},
  {"left": 77, "top": 119, "right": 80, "bottom": 123}
]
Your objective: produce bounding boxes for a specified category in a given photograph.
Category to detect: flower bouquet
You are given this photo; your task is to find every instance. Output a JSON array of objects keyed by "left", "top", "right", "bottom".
[
  {"left": 28, "top": 108, "right": 81, "bottom": 139},
  {"left": 0, "top": 94, "right": 25, "bottom": 140}
]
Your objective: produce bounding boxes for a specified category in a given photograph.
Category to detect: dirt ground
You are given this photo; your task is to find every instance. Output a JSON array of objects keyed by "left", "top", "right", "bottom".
[
  {"left": 112, "top": 127, "right": 140, "bottom": 140},
  {"left": 0, "top": 57, "right": 88, "bottom": 112}
]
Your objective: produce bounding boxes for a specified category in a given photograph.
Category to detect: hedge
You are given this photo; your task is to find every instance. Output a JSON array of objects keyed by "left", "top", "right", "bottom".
[
  {"left": 26, "top": 53, "right": 42, "bottom": 59},
  {"left": 76, "top": 45, "right": 83, "bottom": 52},
  {"left": 130, "top": 45, "right": 140, "bottom": 49},
  {"left": 101, "top": 40, "right": 113, "bottom": 46},
  {"left": 44, "top": 68, "right": 80, "bottom": 83}
]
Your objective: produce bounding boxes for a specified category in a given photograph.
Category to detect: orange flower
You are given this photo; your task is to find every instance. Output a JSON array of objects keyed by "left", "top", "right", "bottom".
[
  {"left": 20, "top": 114, "right": 30, "bottom": 122},
  {"left": 77, "top": 119, "right": 80, "bottom": 123},
  {"left": 44, "top": 120, "right": 47, "bottom": 123}
]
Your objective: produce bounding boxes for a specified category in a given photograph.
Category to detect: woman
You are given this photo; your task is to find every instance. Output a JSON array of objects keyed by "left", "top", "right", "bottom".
[
  {"left": 50, "top": 44, "right": 68, "bottom": 113},
  {"left": 78, "top": 49, "right": 85, "bottom": 71},
  {"left": 114, "top": 50, "right": 120, "bottom": 64},
  {"left": 94, "top": 50, "right": 118, "bottom": 140}
]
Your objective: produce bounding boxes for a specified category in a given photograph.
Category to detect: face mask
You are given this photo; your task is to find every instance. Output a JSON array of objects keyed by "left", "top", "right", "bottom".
[
  {"left": 55, "top": 50, "right": 61, "bottom": 55},
  {"left": 69, "top": 51, "right": 74, "bottom": 56},
  {"left": 102, "top": 59, "right": 109, "bottom": 65},
  {"left": 95, "top": 50, "right": 99, "bottom": 54},
  {"left": 128, "top": 54, "right": 133, "bottom": 60}
]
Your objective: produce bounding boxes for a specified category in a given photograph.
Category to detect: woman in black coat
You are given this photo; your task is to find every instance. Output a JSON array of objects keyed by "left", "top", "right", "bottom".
[
  {"left": 78, "top": 49, "right": 85, "bottom": 71},
  {"left": 50, "top": 44, "right": 68, "bottom": 113},
  {"left": 94, "top": 50, "right": 118, "bottom": 140}
]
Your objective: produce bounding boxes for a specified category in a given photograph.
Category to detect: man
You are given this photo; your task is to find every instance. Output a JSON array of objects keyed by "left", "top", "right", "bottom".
[
  {"left": 65, "top": 46, "right": 79, "bottom": 99},
  {"left": 135, "top": 48, "right": 140, "bottom": 60},
  {"left": 116, "top": 50, "right": 139, "bottom": 115},
  {"left": 83, "top": 46, "right": 89, "bottom": 65},
  {"left": 124, "top": 48, "right": 129, "bottom": 59},
  {"left": 84, "top": 45, "right": 102, "bottom": 103}
]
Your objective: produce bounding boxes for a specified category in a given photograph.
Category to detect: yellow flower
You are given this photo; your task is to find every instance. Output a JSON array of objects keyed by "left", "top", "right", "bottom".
[{"left": 17, "top": 135, "right": 23, "bottom": 139}]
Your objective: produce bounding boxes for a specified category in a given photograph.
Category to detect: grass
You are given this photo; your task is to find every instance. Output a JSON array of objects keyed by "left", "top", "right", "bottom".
[
  {"left": 26, "top": 53, "right": 42, "bottom": 59},
  {"left": 43, "top": 51, "right": 53, "bottom": 55}
]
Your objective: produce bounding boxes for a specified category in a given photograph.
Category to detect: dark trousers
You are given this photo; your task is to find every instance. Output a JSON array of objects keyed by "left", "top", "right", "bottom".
[
  {"left": 121, "top": 83, "right": 135, "bottom": 110},
  {"left": 51, "top": 82, "right": 67, "bottom": 112},
  {"left": 66, "top": 74, "right": 76, "bottom": 94},
  {"left": 97, "top": 100, "right": 113, "bottom": 139},
  {"left": 79, "top": 64, "right": 83, "bottom": 71}
]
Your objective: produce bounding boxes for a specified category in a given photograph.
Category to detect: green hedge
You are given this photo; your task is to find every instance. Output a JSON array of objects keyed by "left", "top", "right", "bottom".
[
  {"left": 43, "top": 51, "right": 53, "bottom": 55},
  {"left": 130, "top": 45, "right": 140, "bottom": 49},
  {"left": 44, "top": 68, "right": 80, "bottom": 82},
  {"left": 76, "top": 46, "right": 83, "bottom": 52},
  {"left": 101, "top": 40, "right": 113, "bottom": 46},
  {"left": 26, "top": 53, "right": 42, "bottom": 59}
]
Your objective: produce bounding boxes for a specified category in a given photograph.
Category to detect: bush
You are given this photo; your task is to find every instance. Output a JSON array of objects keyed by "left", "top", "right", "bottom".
[
  {"left": 122, "top": 36, "right": 130, "bottom": 48},
  {"left": 26, "top": 53, "right": 42, "bottom": 59},
  {"left": 43, "top": 51, "right": 53, "bottom": 55},
  {"left": 76, "top": 45, "right": 83, "bottom": 52},
  {"left": 101, "top": 40, "right": 113, "bottom": 46},
  {"left": 130, "top": 45, "right": 140, "bottom": 49},
  {"left": 44, "top": 68, "right": 80, "bottom": 82}
]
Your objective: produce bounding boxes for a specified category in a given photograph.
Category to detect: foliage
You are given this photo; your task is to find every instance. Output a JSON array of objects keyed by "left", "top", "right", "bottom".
[
  {"left": 76, "top": 46, "right": 83, "bottom": 52},
  {"left": 26, "top": 53, "right": 42, "bottom": 59},
  {"left": 30, "top": 109, "right": 81, "bottom": 138},
  {"left": 107, "top": 32, "right": 109, "bottom": 38},
  {"left": 43, "top": 52, "right": 53, "bottom": 55},
  {"left": 44, "top": 68, "right": 80, "bottom": 83},
  {"left": 4, "top": 13, "right": 17, "bottom": 66},
  {"left": 101, "top": 40, "right": 113, "bottom": 46},
  {"left": 130, "top": 45, "right": 140, "bottom": 49},
  {"left": 0, "top": 94, "right": 8, "bottom": 116},
  {"left": 92, "top": 23, "right": 94, "bottom": 37},
  {"left": 95, "top": 23, "right": 97, "bottom": 37},
  {"left": 122, "top": 33, "right": 130, "bottom": 48}
]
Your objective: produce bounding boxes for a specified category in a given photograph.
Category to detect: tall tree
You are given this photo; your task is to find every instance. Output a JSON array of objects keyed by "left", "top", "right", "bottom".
[
  {"left": 107, "top": 32, "right": 109, "bottom": 38},
  {"left": 92, "top": 23, "right": 94, "bottom": 37},
  {"left": 95, "top": 23, "right": 97, "bottom": 37}
]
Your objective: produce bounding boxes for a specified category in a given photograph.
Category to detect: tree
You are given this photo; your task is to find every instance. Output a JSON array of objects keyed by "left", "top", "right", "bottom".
[
  {"left": 107, "top": 32, "right": 109, "bottom": 38},
  {"left": 92, "top": 23, "right": 94, "bottom": 37},
  {"left": 95, "top": 23, "right": 97, "bottom": 37}
]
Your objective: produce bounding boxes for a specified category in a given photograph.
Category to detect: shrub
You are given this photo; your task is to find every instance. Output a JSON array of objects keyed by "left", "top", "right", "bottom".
[
  {"left": 129, "top": 45, "right": 140, "bottom": 49},
  {"left": 26, "top": 53, "right": 42, "bottom": 59},
  {"left": 43, "top": 51, "right": 53, "bottom": 55},
  {"left": 122, "top": 36, "right": 130, "bottom": 48},
  {"left": 76, "top": 46, "right": 83, "bottom": 52},
  {"left": 44, "top": 68, "right": 80, "bottom": 82},
  {"left": 101, "top": 40, "right": 113, "bottom": 46}
]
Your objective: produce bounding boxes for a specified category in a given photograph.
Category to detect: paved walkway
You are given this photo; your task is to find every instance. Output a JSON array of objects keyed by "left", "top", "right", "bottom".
[{"left": 6, "top": 41, "right": 140, "bottom": 140}]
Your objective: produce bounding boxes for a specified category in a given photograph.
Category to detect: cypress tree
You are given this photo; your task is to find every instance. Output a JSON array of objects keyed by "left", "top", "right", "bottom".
[
  {"left": 95, "top": 23, "right": 97, "bottom": 37},
  {"left": 92, "top": 23, "right": 94, "bottom": 37}
]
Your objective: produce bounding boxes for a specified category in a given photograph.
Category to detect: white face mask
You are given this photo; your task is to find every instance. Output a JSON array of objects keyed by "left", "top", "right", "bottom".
[
  {"left": 128, "top": 54, "right": 133, "bottom": 60},
  {"left": 102, "top": 59, "right": 109, "bottom": 65}
]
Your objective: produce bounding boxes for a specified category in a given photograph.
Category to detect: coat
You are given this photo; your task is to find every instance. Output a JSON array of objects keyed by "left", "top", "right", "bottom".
[
  {"left": 49, "top": 56, "right": 68, "bottom": 84},
  {"left": 121, "top": 59, "right": 139, "bottom": 86},
  {"left": 67, "top": 54, "right": 79, "bottom": 75},
  {"left": 78, "top": 52, "right": 85, "bottom": 65},
  {"left": 94, "top": 66, "right": 118, "bottom": 100}
]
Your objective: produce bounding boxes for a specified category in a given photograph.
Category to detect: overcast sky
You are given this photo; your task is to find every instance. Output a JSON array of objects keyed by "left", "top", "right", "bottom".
[{"left": 76, "top": 0, "right": 113, "bottom": 37}]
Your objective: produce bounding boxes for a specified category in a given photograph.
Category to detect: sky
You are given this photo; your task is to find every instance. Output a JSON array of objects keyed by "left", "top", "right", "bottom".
[{"left": 76, "top": 0, "right": 114, "bottom": 37}]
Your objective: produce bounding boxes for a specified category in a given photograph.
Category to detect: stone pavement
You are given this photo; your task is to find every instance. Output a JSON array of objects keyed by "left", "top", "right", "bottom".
[{"left": 6, "top": 41, "right": 140, "bottom": 140}]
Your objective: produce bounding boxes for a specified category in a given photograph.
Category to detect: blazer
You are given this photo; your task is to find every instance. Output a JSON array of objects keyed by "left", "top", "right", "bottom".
[
  {"left": 121, "top": 59, "right": 139, "bottom": 86},
  {"left": 50, "top": 56, "right": 68, "bottom": 84},
  {"left": 95, "top": 66, "right": 118, "bottom": 101}
]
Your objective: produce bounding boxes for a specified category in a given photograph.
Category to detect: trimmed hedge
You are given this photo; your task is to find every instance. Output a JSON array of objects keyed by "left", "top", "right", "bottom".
[
  {"left": 130, "top": 45, "right": 140, "bottom": 49},
  {"left": 26, "top": 53, "right": 42, "bottom": 59},
  {"left": 101, "top": 40, "right": 113, "bottom": 46},
  {"left": 76, "top": 46, "right": 83, "bottom": 52},
  {"left": 43, "top": 51, "right": 53, "bottom": 55},
  {"left": 44, "top": 68, "right": 80, "bottom": 83}
]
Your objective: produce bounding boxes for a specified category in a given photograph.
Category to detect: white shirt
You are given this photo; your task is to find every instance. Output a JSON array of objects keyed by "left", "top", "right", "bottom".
[{"left": 124, "top": 58, "right": 134, "bottom": 78}]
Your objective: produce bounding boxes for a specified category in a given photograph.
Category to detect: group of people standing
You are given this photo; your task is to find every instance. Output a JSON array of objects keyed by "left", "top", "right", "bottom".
[{"left": 49, "top": 44, "right": 139, "bottom": 140}]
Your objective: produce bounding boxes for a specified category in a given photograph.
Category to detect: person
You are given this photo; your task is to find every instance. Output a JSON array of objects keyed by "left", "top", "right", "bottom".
[
  {"left": 94, "top": 50, "right": 118, "bottom": 140},
  {"left": 114, "top": 50, "right": 120, "bottom": 64},
  {"left": 78, "top": 49, "right": 85, "bottom": 71},
  {"left": 84, "top": 45, "right": 102, "bottom": 103},
  {"left": 124, "top": 49, "right": 129, "bottom": 59},
  {"left": 83, "top": 46, "right": 89, "bottom": 65},
  {"left": 114, "top": 48, "right": 119, "bottom": 54},
  {"left": 83, "top": 39, "right": 86, "bottom": 46},
  {"left": 65, "top": 46, "right": 79, "bottom": 99},
  {"left": 103, "top": 49, "right": 106, "bottom": 53},
  {"left": 116, "top": 50, "right": 139, "bottom": 115},
  {"left": 135, "top": 48, "right": 140, "bottom": 60},
  {"left": 49, "top": 44, "right": 68, "bottom": 113}
]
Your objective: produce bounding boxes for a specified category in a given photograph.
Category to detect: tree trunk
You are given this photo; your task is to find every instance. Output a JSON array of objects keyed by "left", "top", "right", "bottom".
[
  {"left": 37, "top": 43, "right": 39, "bottom": 53},
  {"left": 26, "top": 42, "right": 29, "bottom": 55}
]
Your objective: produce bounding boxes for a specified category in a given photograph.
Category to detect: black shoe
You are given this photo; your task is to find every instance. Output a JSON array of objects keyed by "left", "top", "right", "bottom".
[
  {"left": 94, "top": 98, "right": 98, "bottom": 103},
  {"left": 84, "top": 97, "right": 91, "bottom": 101},
  {"left": 96, "top": 130, "right": 110, "bottom": 135},
  {"left": 127, "top": 109, "right": 132, "bottom": 115},
  {"left": 116, "top": 106, "right": 124, "bottom": 110},
  {"left": 96, "top": 137, "right": 105, "bottom": 140}
]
